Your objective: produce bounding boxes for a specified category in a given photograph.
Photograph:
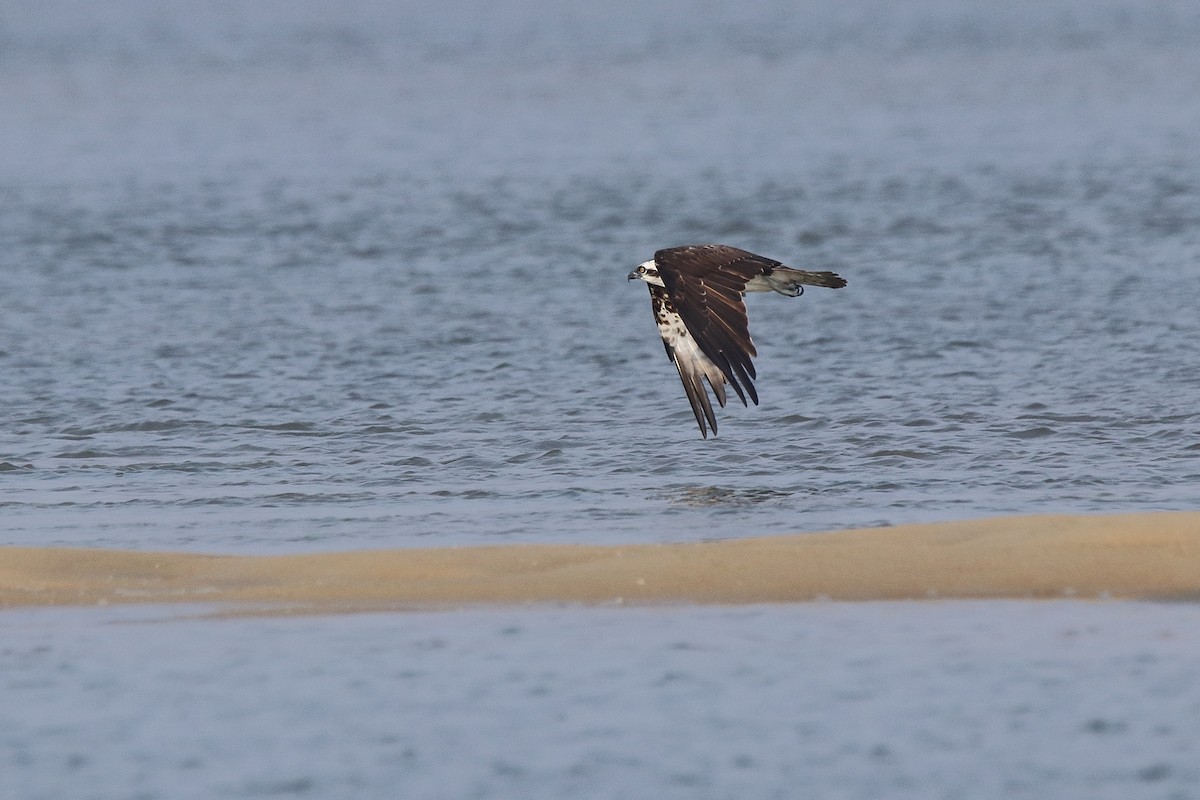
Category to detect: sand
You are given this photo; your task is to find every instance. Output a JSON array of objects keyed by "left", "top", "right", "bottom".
[{"left": 2, "top": 511, "right": 1198, "bottom": 612}]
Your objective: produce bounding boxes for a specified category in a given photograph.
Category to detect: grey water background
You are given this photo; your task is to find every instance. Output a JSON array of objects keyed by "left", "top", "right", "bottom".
[
  {"left": 6, "top": 601, "right": 1200, "bottom": 800},
  {"left": 2, "top": 0, "right": 1200, "bottom": 552},
  {"left": 6, "top": 5, "right": 1200, "bottom": 800}
]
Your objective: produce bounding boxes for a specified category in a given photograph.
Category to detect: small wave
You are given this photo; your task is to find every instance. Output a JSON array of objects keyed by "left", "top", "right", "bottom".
[
  {"left": 868, "top": 449, "right": 937, "bottom": 460},
  {"left": 234, "top": 422, "right": 318, "bottom": 433},
  {"left": 113, "top": 420, "right": 208, "bottom": 432},
  {"left": 430, "top": 489, "right": 501, "bottom": 499},
  {"left": 1016, "top": 413, "right": 1106, "bottom": 423},
  {"left": 54, "top": 449, "right": 117, "bottom": 459},
  {"left": 393, "top": 456, "right": 435, "bottom": 467},
  {"left": 1007, "top": 426, "right": 1056, "bottom": 439}
]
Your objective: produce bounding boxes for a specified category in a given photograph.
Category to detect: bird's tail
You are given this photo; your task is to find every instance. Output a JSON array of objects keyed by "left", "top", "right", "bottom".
[{"left": 751, "top": 267, "right": 848, "bottom": 296}]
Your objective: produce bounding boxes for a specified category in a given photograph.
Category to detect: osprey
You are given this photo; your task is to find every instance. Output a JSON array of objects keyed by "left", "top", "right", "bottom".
[{"left": 628, "top": 244, "right": 847, "bottom": 438}]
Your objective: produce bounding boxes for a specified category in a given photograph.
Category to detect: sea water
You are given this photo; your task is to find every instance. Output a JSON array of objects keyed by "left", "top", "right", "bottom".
[
  {"left": 2, "top": 0, "right": 1197, "bottom": 552},
  {"left": 4, "top": 601, "right": 1200, "bottom": 799},
  {"left": 3, "top": 3, "right": 1200, "bottom": 797}
]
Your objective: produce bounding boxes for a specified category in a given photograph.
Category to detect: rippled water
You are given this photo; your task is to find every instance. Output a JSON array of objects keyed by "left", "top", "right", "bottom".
[
  {"left": 6, "top": 601, "right": 1200, "bottom": 800},
  {"left": 2, "top": 0, "right": 1200, "bottom": 552}
]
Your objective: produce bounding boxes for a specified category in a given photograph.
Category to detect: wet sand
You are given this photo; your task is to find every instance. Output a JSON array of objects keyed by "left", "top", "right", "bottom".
[{"left": 2, "top": 512, "right": 1198, "bottom": 612}]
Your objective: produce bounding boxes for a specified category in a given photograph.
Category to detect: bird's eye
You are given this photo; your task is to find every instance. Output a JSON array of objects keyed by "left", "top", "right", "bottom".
[{"left": 637, "top": 266, "right": 646, "bottom": 274}]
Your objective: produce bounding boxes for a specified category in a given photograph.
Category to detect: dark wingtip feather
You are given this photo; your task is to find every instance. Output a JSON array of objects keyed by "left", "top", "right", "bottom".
[{"left": 679, "top": 366, "right": 718, "bottom": 438}]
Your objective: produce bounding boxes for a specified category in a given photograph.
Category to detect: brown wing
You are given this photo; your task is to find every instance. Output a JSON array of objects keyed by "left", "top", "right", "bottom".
[{"left": 654, "top": 244, "right": 780, "bottom": 407}]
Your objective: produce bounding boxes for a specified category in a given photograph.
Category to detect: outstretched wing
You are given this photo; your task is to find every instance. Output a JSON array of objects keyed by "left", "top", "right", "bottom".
[
  {"left": 650, "top": 286, "right": 729, "bottom": 438},
  {"left": 654, "top": 244, "right": 776, "bottom": 408}
]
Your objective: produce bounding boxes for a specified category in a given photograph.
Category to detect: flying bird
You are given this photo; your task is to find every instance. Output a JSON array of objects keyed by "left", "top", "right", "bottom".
[{"left": 628, "top": 244, "right": 846, "bottom": 438}]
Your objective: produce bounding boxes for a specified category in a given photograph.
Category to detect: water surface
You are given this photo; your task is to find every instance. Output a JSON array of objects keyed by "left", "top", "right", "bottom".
[{"left": 2, "top": 0, "right": 1199, "bottom": 552}]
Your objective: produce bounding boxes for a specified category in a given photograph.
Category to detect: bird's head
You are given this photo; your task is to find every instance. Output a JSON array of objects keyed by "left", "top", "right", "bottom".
[{"left": 627, "top": 259, "right": 666, "bottom": 287}]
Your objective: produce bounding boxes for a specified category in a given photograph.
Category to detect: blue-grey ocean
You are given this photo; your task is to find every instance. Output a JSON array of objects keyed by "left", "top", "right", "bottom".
[
  {"left": 3, "top": 2, "right": 1200, "bottom": 799},
  {"left": 3, "top": 0, "right": 1198, "bottom": 552}
]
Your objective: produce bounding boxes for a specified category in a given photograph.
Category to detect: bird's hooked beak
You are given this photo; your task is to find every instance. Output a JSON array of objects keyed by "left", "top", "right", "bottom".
[{"left": 626, "top": 269, "right": 639, "bottom": 281}]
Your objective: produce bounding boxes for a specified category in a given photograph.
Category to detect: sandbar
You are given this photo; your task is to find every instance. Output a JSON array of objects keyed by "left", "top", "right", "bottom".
[{"left": 1, "top": 511, "right": 1198, "bottom": 613}]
